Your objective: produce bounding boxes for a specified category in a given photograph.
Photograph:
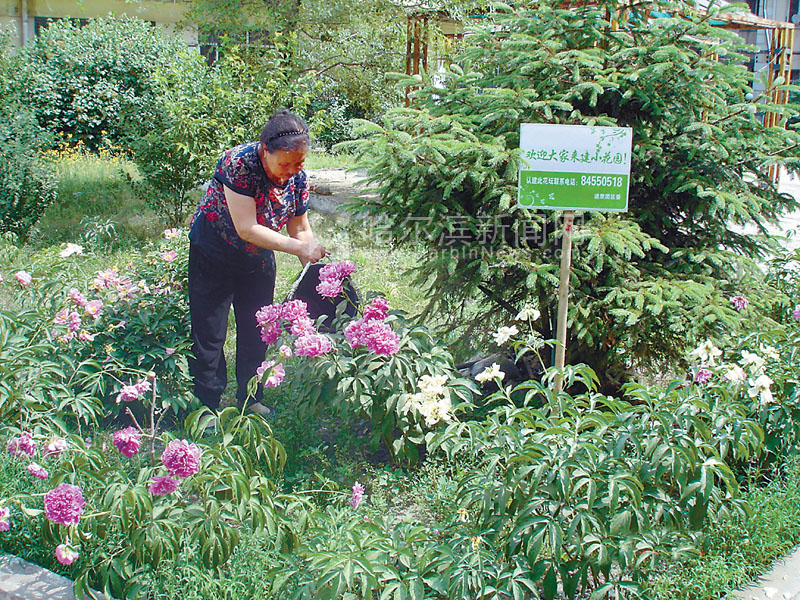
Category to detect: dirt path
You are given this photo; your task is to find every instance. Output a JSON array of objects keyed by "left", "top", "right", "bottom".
[{"left": 306, "top": 168, "right": 374, "bottom": 218}]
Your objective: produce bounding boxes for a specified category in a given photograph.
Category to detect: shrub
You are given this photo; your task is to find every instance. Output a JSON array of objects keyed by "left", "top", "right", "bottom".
[
  {"left": 13, "top": 16, "right": 185, "bottom": 150},
  {"left": 249, "top": 266, "right": 478, "bottom": 464},
  {"left": 0, "top": 31, "right": 57, "bottom": 241},
  {"left": 0, "top": 231, "right": 296, "bottom": 597},
  {"left": 125, "top": 44, "right": 314, "bottom": 226}
]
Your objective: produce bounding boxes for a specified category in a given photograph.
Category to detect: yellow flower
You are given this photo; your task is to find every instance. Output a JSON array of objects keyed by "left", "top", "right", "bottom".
[
  {"left": 471, "top": 536, "right": 481, "bottom": 551},
  {"left": 457, "top": 507, "right": 469, "bottom": 522}
]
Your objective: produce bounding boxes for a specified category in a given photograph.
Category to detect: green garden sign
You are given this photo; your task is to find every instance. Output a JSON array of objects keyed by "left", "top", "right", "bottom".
[
  {"left": 518, "top": 124, "right": 632, "bottom": 211},
  {"left": 517, "top": 124, "right": 632, "bottom": 393}
]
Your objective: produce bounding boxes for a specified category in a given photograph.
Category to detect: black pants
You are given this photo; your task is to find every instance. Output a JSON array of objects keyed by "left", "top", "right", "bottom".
[{"left": 188, "top": 244, "right": 276, "bottom": 410}]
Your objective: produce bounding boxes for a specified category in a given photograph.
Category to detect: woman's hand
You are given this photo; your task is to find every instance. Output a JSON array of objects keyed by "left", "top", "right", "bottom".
[{"left": 296, "top": 240, "right": 327, "bottom": 264}]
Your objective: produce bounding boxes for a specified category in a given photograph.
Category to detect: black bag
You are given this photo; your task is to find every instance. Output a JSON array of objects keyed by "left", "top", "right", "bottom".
[{"left": 284, "top": 262, "right": 360, "bottom": 333}]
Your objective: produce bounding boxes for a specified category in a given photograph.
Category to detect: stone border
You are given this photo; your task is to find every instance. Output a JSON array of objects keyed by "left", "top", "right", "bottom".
[{"left": 0, "top": 554, "right": 112, "bottom": 600}]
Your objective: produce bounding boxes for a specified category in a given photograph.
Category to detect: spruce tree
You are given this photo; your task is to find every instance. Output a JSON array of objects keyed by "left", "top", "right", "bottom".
[{"left": 341, "top": 0, "right": 800, "bottom": 388}]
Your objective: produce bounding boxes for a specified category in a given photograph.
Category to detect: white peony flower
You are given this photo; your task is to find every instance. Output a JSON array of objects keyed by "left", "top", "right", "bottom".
[
  {"left": 419, "top": 395, "right": 453, "bottom": 427},
  {"left": 723, "top": 364, "right": 746, "bottom": 383},
  {"left": 476, "top": 363, "right": 505, "bottom": 383},
  {"left": 515, "top": 305, "right": 541, "bottom": 321},
  {"left": 493, "top": 326, "right": 519, "bottom": 345},
  {"left": 690, "top": 340, "right": 722, "bottom": 365},
  {"left": 759, "top": 344, "right": 780, "bottom": 361},
  {"left": 59, "top": 243, "right": 84, "bottom": 258},
  {"left": 748, "top": 374, "right": 774, "bottom": 405},
  {"left": 740, "top": 350, "right": 766, "bottom": 375},
  {"left": 418, "top": 374, "right": 448, "bottom": 397}
]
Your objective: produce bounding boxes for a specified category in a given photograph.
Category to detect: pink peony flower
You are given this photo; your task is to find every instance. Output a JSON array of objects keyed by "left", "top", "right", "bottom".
[
  {"left": 257, "top": 361, "right": 285, "bottom": 387},
  {"left": 161, "top": 250, "right": 178, "bottom": 262},
  {"left": 53, "top": 310, "right": 70, "bottom": 326},
  {"left": 112, "top": 427, "right": 142, "bottom": 458},
  {"left": 77, "top": 330, "right": 94, "bottom": 342},
  {"left": 260, "top": 321, "right": 283, "bottom": 345},
  {"left": 161, "top": 439, "right": 201, "bottom": 479},
  {"left": 7, "top": 432, "right": 37, "bottom": 458},
  {"left": 316, "top": 279, "right": 343, "bottom": 298},
  {"left": 730, "top": 296, "right": 748, "bottom": 311},
  {"left": 0, "top": 506, "right": 10, "bottom": 531},
  {"left": 318, "top": 263, "right": 340, "bottom": 282},
  {"left": 27, "top": 463, "right": 49, "bottom": 479},
  {"left": 362, "top": 320, "right": 400, "bottom": 356},
  {"left": 290, "top": 316, "right": 316, "bottom": 337},
  {"left": 44, "top": 484, "right": 86, "bottom": 527},
  {"left": 320, "top": 260, "right": 357, "bottom": 283},
  {"left": 694, "top": 368, "right": 713, "bottom": 385},
  {"left": 116, "top": 385, "right": 140, "bottom": 403},
  {"left": 84, "top": 299, "right": 103, "bottom": 318},
  {"left": 255, "top": 304, "right": 282, "bottom": 328},
  {"left": 44, "top": 438, "right": 68, "bottom": 458},
  {"left": 149, "top": 476, "right": 179, "bottom": 496},
  {"left": 350, "top": 481, "right": 365, "bottom": 509},
  {"left": 55, "top": 544, "right": 79, "bottom": 565},
  {"left": 279, "top": 344, "right": 293, "bottom": 358},
  {"left": 363, "top": 297, "right": 390, "bottom": 322},
  {"left": 68, "top": 289, "right": 87, "bottom": 307},
  {"left": 165, "top": 347, "right": 176, "bottom": 356},
  {"left": 134, "top": 379, "right": 152, "bottom": 396},
  {"left": 15, "top": 271, "right": 32, "bottom": 286},
  {"left": 345, "top": 319, "right": 365, "bottom": 348},
  {"left": 163, "top": 228, "right": 181, "bottom": 239},
  {"left": 93, "top": 268, "right": 120, "bottom": 289},
  {"left": 294, "top": 333, "right": 333, "bottom": 357},
  {"left": 280, "top": 299, "right": 309, "bottom": 323},
  {"left": 67, "top": 312, "right": 81, "bottom": 333},
  {"left": 335, "top": 260, "right": 357, "bottom": 279}
]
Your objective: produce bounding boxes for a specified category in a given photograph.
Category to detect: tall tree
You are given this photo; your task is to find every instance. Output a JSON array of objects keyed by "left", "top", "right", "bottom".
[{"left": 342, "top": 0, "right": 800, "bottom": 389}]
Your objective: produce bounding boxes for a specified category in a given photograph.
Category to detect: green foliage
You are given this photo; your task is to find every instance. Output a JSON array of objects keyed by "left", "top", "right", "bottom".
[
  {"left": 341, "top": 0, "right": 800, "bottom": 388},
  {"left": 0, "top": 307, "right": 105, "bottom": 430},
  {"left": 13, "top": 17, "right": 184, "bottom": 150},
  {"left": 125, "top": 43, "right": 315, "bottom": 226},
  {"left": 428, "top": 364, "right": 762, "bottom": 596},
  {"left": 185, "top": 0, "right": 407, "bottom": 119},
  {"left": 0, "top": 31, "right": 57, "bottom": 242},
  {"left": 0, "top": 229, "right": 193, "bottom": 414},
  {"left": 4, "top": 146, "right": 800, "bottom": 599},
  {"left": 646, "top": 458, "right": 800, "bottom": 600},
  {"left": 2, "top": 407, "right": 293, "bottom": 600}
]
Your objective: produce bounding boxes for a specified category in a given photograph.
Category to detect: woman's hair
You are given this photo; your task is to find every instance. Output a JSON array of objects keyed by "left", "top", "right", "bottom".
[{"left": 260, "top": 110, "right": 310, "bottom": 153}]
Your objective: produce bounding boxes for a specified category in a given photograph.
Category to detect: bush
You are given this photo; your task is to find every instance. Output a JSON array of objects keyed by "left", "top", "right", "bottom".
[
  {"left": 13, "top": 16, "right": 185, "bottom": 150},
  {"left": 125, "top": 43, "right": 315, "bottom": 226},
  {"left": 0, "top": 112, "right": 58, "bottom": 242},
  {"left": 0, "top": 31, "right": 57, "bottom": 241},
  {"left": 306, "top": 88, "right": 360, "bottom": 151}
]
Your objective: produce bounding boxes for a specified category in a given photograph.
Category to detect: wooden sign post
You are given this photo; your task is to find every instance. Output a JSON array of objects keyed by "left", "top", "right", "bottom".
[{"left": 553, "top": 211, "right": 574, "bottom": 394}]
